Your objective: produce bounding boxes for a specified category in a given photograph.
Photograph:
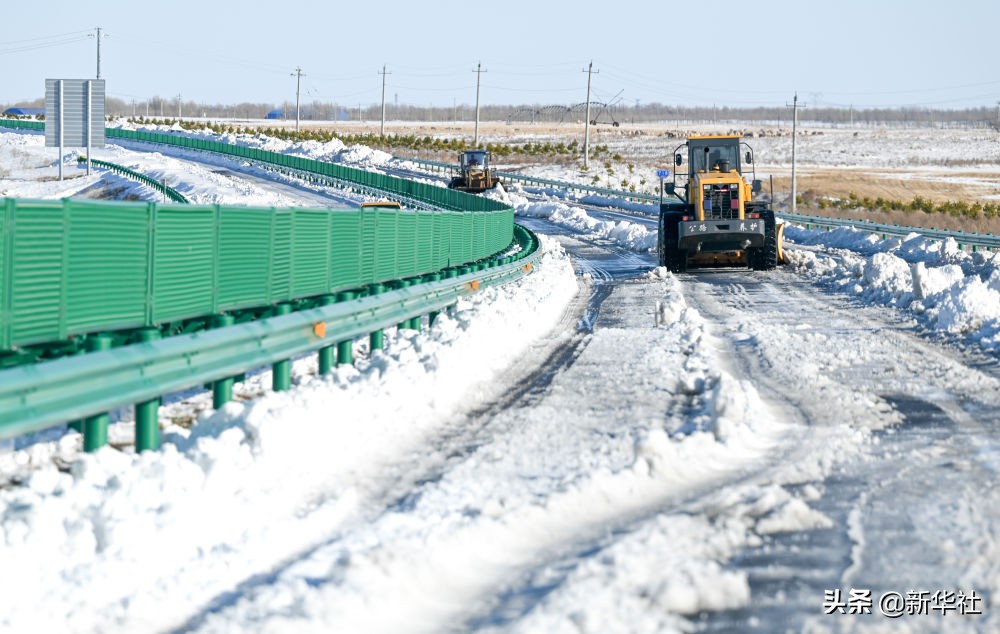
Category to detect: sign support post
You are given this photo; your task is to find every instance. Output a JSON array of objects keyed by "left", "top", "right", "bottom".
[
  {"left": 58, "top": 80, "right": 64, "bottom": 181},
  {"left": 86, "top": 80, "right": 92, "bottom": 176}
]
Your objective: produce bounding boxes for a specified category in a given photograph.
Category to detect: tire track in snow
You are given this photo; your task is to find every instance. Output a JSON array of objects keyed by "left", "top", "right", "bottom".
[{"left": 680, "top": 268, "right": 1000, "bottom": 632}]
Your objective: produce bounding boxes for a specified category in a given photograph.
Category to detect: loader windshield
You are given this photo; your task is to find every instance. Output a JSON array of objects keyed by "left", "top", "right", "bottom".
[
  {"left": 689, "top": 139, "right": 740, "bottom": 174},
  {"left": 462, "top": 150, "right": 489, "bottom": 169}
]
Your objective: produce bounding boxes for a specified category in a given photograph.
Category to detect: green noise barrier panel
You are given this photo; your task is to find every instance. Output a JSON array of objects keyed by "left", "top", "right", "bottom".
[{"left": 0, "top": 198, "right": 515, "bottom": 352}]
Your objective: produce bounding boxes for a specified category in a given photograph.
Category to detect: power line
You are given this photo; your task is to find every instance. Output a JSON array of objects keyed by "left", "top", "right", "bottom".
[
  {"left": 0, "top": 29, "right": 91, "bottom": 45},
  {"left": 0, "top": 34, "right": 89, "bottom": 56}
]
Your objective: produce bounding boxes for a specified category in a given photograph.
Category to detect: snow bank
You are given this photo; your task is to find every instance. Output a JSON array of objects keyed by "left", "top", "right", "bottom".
[
  {"left": 785, "top": 224, "right": 1000, "bottom": 350},
  {"left": 0, "top": 237, "right": 579, "bottom": 634},
  {"left": 493, "top": 185, "right": 656, "bottom": 253}
]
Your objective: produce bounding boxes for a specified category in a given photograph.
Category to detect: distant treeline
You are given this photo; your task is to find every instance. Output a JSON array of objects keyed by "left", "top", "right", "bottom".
[{"left": 5, "top": 96, "right": 1000, "bottom": 127}]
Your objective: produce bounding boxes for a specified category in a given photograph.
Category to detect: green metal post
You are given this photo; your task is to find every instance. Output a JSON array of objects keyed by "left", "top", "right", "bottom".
[
  {"left": 408, "top": 314, "right": 423, "bottom": 331},
  {"left": 407, "top": 277, "right": 424, "bottom": 331},
  {"left": 212, "top": 314, "right": 236, "bottom": 408},
  {"left": 134, "top": 328, "right": 162, "bottom": 452},
  {"left": 396, "top": 280, "right": 412, "bottom": 330},
  {"left": 368, "top": 284, "right": 385, "bottom": 351},
  {"left": 317, "top": 294, "right": 336, "bottom": 374},
  {"left": 427, "top": 273, "right": 443, "bottom": 326},
  {"left": 83, "top": 335, "right": 113, "bottom": 452},
  {"left": 336, "top": 291, "right": 356, "bottom": 365},
  {"left": 272, "top": 303, "right": 293, "bottom": 390}
]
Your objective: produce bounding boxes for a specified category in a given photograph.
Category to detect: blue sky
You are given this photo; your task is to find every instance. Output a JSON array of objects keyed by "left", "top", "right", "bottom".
[{"left": 2, "top": 0, "right": 999, "bottom": 111}]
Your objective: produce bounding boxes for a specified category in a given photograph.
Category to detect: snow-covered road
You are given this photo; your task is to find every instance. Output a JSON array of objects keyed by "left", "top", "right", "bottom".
[
  {"left": 2, "top": 126, "right": 999, "bottom": 633},
  {"left": 681, "top": 267, "right": 1000, "bottom": 632}
]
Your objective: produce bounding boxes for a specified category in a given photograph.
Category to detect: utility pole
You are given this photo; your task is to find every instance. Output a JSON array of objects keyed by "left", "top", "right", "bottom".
[
  {"left": 89, "top": 27, "right": 109, "bottom": 79},
  {"left": 582, "top": 61, "right": 598, "bottom": 169},
  {"left": 786, "top": 92, "right": 807, "bottom": 214},
  {"left": 176, "top": 94, "right": 182, "bottom": 118},
  {"left": 290, "top": 67, "right": 305, "bottom": 132},
  {"left": 473, "top": 62, "right": 486, "bottom": 146},
  {"left": 379, "top": 65, "right": 391, "bottom": 137}
]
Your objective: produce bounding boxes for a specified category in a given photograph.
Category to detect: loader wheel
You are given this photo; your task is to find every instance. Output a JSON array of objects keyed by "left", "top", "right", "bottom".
[
  {"left": 661, "top": 212, "right": 688, "bottom": 273},
  {"left": 751, "top": 210, "right": 778, "bottom": 270}
]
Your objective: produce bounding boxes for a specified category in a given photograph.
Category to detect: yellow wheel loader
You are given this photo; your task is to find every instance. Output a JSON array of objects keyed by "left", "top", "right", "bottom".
[
  {"left": 658, "top": 135, "right": 784, "bottom": 273},
  {"left": 448, "top": 149, "right": 502, "bottom": 193}
]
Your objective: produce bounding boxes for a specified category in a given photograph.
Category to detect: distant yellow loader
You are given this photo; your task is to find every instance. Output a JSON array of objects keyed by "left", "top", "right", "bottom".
[{"left": 448, "top": 149, "right": 501, "bottom": 193}]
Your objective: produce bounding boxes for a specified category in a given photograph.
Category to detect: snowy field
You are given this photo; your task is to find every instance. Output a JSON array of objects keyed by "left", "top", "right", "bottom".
[{"left": 1, "top": 125, "right": 999, "bottom": 633}]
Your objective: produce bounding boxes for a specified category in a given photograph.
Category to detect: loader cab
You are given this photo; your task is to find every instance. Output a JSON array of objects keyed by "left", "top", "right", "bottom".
[
  {"left": 667, "top": 135, "right": 761, "bottom": 204},
  {"left": 460, "top": 149, "right": 490, "bottom": 171}
]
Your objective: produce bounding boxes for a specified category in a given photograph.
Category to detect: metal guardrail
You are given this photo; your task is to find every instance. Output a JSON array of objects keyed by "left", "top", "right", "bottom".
[
  {"left": 776, "top": 211, "right": 1000, "bottom": 250},
  {"left": 398, "top": 155, "right": 1000, "bottom": 250},
  {"left": 77, "top": 156, "right": 189, "bottom": 203},
  {"left": 0, "top": 247, "right": 542, "bottom": 442}
]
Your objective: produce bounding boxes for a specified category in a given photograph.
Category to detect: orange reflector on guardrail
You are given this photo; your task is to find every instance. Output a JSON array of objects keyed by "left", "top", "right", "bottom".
[
  {"left": 522, "top": 263, "right": 533, "bottom": 273},
  {"left": 465, "top": 280, "right": 480, "bottom": 292},
  {"left": 313, "top": 322, "right": 327, "bottom": 338}
]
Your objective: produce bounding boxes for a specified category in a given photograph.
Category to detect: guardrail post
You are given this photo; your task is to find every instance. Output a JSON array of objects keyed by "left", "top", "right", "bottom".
[
  {"left": 317, "top": 294, "right": 335, "bottom": 374},
  {"left": 134, "top": 328, "right": 162, "bottom": 452},
  {"left": 336, "top": 291, "right": 356, "bottom": 365},
  {"left": 407, "top": 278, "right": 424, "bottom": 331},
  {"left": 443, "top": 269, "right": 459, "bottom": 317},
  {"left": 272, "top": 303, "right": 293, "bottom": 390},
  {"left": 211, "top": 314, "right": 236, "bottom": 408},
  {"left": 83, "top": 334, "right": 113, "bottom": 452},
  {"left": 368, "top": 284, "right": 385, "bottom": 351},
  {"left": 427, "top": 273, "right": 443, "bottom": 326},
  {"left": 395, "top": 280, "right": 413, "bottom": 330}
]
